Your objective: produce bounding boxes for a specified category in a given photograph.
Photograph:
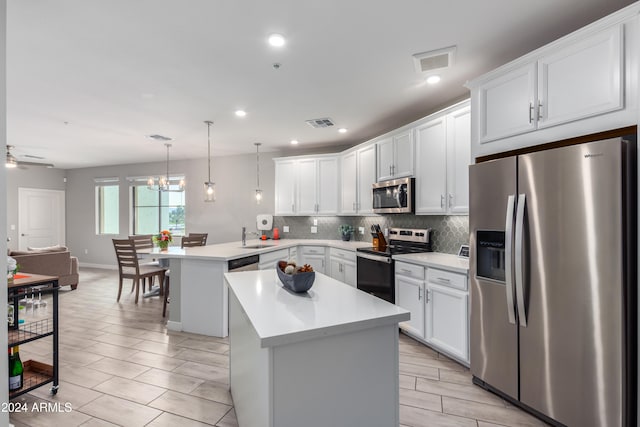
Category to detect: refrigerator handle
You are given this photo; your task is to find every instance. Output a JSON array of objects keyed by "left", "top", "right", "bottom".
[
  {"left": 504, "top": 195, "right": 516, "bottom": 325},
  {"left": 515, "top": 193, "right": 527, "bottom": 327}
]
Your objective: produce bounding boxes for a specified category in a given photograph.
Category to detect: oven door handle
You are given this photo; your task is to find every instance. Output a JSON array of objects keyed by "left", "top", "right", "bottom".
[{"left": 356, "top": 253, "right": 392, "bottom": 264}]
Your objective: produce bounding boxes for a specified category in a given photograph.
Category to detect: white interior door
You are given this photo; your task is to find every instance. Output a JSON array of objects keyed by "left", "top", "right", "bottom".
[{"left": 18, "top": 188, "right": 65, "bottom": 250}]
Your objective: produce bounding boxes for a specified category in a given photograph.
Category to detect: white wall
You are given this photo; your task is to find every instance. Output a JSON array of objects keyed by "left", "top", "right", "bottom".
[{"left": 65, "top": 152, "right": 278, "bottom": 267}]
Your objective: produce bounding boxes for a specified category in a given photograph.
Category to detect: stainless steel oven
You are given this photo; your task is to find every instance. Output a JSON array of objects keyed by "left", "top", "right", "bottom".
[
  {"left": 372, "top": 177, "right": 414, "bottom": 214},
  {"left": 356, "top": 227, "right": 432, "bottom": 304}
]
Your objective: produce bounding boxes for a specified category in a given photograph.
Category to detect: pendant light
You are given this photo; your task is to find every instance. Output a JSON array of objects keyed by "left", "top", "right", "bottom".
[
  {"left": 254, "top": 142, "right": 262, "bottom": 203},
  {"left": 204, "top": 120, "right": 216, "bottom": 202},
  {"left": 147, "top": 143, "right": 185, "bottom": 192}
]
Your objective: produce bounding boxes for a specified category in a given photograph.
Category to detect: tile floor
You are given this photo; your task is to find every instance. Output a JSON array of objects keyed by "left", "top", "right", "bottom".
[{"left": 9, "top": 268, "right": 548, "bottom": 427}]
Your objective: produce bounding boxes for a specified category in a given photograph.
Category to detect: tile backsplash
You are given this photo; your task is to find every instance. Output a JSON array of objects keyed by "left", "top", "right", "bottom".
[{"left": 272, "top": 215, "right": 469, "bottom": 255}]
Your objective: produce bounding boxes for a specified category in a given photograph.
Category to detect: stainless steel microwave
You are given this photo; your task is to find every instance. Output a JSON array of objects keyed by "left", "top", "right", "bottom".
[{"left": 372, "top": 177, "right": 415, "bottom": 214}]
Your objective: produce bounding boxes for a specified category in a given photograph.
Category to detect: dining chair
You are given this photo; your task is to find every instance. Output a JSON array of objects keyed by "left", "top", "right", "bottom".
[
  {"left": 112, "top": 239, "right": 166, "bottom": 304},
  {"left": 181, "top": 233, "right": 208, "bottom": 248},
  {"left": 129, "top": 234, "right": 160, "bottom": 292}
]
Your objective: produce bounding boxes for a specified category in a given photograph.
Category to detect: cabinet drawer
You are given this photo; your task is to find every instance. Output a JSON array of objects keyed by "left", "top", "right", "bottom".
[
  {"left": 395, "top": 261, "right": 425, "bottom": 280},
  {"left": 427, "top": 268, "right": 467, "bottom": 291},
  {"left": 330, "top": 248, "right": 355, "bottom": 262},
  {"left": 259, "top": 249, "right": 290, "bottom": 265},
  {"left": 301, "top": 246, "right": 325, "bottom": 256}
]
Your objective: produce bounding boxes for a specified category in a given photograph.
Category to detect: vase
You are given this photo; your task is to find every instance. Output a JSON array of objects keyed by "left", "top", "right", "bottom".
[
  {"left": 341, "top": 233, "right": 351, "bottom": 242},
  {"left": 158, "top": 242, "right": 169, "bottom": 251}
]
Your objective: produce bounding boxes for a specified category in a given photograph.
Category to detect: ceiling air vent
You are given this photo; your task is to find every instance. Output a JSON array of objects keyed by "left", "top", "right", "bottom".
[
  {"left": 413, "top": 45, "right": 456, "bottom": 74},
  {"left": 147, "top": 134, "right": 173, "bottom": 141},
  {"left": 305, "top": 118, "right": 335, "bottom": 128}
]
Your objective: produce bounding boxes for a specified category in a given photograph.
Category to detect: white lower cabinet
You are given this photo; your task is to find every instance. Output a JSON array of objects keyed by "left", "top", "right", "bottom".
[
  {"left": 395, "top": 261, "right": 470, "bottom": 365},
  {"left": 259, "top": 248, "right": 290, "bottom": 270},
  {"left": 425, "top": 283, "right": 468, "bottom": 363},
  {"left": 395, "top": 275, "right": 425, "bottom": 338},
  {"left": 299, "top": 246, "right": 327, "bottom": 274},
  {"left": 329, "top": 248, "right": 356, "bottom": 287}
]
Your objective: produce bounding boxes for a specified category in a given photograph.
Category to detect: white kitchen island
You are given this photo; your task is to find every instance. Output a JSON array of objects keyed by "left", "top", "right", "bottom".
[{"left": 224, "top": 269, "right": 409, "bottom": 427}]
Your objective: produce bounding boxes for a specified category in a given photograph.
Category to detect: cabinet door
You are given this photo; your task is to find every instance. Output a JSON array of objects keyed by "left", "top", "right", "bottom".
[
  {"left": 426, "top": 283, "right": 468, "bottom": 363},
  {"left": 304, "top": 254, "right": 326, "bottom": 274},
  {"left": 274, "top": 160, "right": 297, "bottom": 215},
  {"left": 415, "top": 117, "right": 447, "bottom": 214},
  {"left": 343, "top": 260, "right": 356, "bottom": 287},
  {"left": 296, "top": 159, "right": 318, "bottom": 215},
  {"left": 317, "top": 157, "right": 339, "bottom": 215},
  {"left": 357, "top": 145, "right": 376, "bottom": 214},
  {"left": 477, "top": 63, "right": 537, "bottom": 143},
  {"left": 392, "top": 130, "right": 414, "bottom": 178},
  {"left": 376, "top": 137, "right": 394, "bottom": 181},
  {"left": 340, "top": 152, "right": 357, "bottom": 214},
  {"left": 446, "top": 106, "right": 471, "bottom": 214},
  {"left": 329, "top": 257, "right": 344, "bottom": 282},
  {"left": 537, "top": 24, "right": 623, "bottom": 129},
  {"left": 396, "top": 275, "right": 425, "bottom": 339}
]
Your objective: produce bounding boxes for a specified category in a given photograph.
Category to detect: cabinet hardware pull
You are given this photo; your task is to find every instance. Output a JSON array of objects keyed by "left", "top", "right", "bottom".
[
  {"left": 426, "top": 289, "right": 431, "bottom": 303},
  {"left": 448, "top": 193, "right": 453, "bottom": 208},
  {"left": 440, "top": 194, "right": 445, "bottom": 208},
  {"left": 389, "top": 165, "right": 392, "bottom": 176},
  {"left": 529, "top": 103, "right": 534, "bottom": 124},
  {"left": 437, "top": 277, "right": 450, "bottom": 283},
  {"left": 418, "top": 287, "right": 422, "bottom": 300},
  {"left": 401, "top": 269, "right": 412, "bottom": 274},
  {"left": 537, "top": 101, "right": 543, "bottom": 120}
]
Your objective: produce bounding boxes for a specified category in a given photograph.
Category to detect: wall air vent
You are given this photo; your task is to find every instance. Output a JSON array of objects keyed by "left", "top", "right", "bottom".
[
  {"left": 147, "top": 134, "right": 173, "bottom": 141},
  {"left": 305, "top": 118, "right": 335, "bottom": 128},
  {"left": 413, "top": 45, "right": 456, "bottom": 74}
]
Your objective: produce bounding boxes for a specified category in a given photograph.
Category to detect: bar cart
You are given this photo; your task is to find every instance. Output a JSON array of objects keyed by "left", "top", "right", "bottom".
[{"left": 7, "top": 273, "right": 59, "bottom": 398}]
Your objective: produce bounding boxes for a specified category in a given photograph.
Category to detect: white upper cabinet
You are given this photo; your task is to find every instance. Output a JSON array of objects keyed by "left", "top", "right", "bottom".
[
  {"left": 477, "top": 63, "right": 537, "bottom": 143},
  {"left": 376, "top": 130, "right": 414, "bottom": 181},
  {"left": 468, "top": 4, "right": 639, "bottom": 159},
  {"left": 340, "top": 151, "right": 357, "bottom": 215},
  {"left": 274, "top": 160, "right": 297, "bottom": 216},
  {"left": 537, "top": 25, "right": 622, "bottom": 128},
  {"left": 356, "top": 144, "right": 376, "bottom": 214},
  {"left": 415, "top": 101, "right": 470, "bottom": 215},
  {"left": 415, "top": 117, "right": 447, "bottom": 214},
  {"left": 274, "top": 156, "right": 338, "bottom": 216}
]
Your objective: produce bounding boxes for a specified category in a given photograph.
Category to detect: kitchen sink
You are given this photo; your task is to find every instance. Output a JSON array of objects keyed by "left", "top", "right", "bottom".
[{"left": 241, "top": 244, "right": 276, "bottom": 249}]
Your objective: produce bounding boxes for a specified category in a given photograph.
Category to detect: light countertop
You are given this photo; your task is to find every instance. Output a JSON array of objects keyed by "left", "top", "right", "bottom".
[
  {"left": 144, "top": 239, "right": 371, "bottom": 261},
  {"left": 225, "top": 270, "right": 409, "bottom": 348},
  {"left": 392, "top": 252, "right": 469, "bottom": 274}
]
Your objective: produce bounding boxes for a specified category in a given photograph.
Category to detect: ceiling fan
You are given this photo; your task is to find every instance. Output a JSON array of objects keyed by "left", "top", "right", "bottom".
[{"left": 6, "top": 145, "right": 54, "bottom": 169}]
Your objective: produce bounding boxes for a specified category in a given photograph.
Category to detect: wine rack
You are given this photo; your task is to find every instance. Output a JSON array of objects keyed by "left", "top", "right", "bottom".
[{"left": 8, "top": 274, "right": 59, "bottom": 398}]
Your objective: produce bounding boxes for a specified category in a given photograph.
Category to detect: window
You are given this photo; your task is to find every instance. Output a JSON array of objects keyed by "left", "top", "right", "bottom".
[
  {"left": 130, "top": 179, "right": 185, "bottom": 236},
  {"left": 95, "top": 178, "right": 120, "bottom": 235}
]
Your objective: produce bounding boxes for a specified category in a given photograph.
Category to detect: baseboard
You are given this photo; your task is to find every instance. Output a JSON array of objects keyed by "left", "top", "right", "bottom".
[
  {"left": 166, "top": 320, "right": 182, "bottom": 332},
  {"left": 80, "top": 263, "right": 118, "bottom": 270}
]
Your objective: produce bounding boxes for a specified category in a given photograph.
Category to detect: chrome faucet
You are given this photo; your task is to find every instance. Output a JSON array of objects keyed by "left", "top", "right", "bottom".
[{"left": 241, "top": 226, "right": 259, "bottom": 246}]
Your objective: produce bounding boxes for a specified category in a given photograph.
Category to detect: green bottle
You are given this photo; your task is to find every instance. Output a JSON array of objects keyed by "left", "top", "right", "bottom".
[{"left": 9, "top": 345, "right": 23, "bottom": 391}]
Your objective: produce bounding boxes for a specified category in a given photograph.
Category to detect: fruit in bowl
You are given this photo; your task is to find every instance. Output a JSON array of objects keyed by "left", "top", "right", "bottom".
[{"left": 276, "top": 260, "right": 315, "bottom": 293}]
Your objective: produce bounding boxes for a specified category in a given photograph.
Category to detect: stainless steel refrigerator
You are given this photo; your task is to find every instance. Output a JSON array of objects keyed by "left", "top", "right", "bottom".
[{"left": 469, "top": 137, "right": 637, "bottom": 427}]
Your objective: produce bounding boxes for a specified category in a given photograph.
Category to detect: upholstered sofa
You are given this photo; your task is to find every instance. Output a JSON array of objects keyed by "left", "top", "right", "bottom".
[{"left": 9, "top": 245, "right": 79, "bottom": 289}]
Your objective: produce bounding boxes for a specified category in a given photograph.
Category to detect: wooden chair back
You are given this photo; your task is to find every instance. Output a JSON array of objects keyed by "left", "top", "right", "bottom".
[
  {"left": 113, "top": 239, "right": 140, "bottom": 277},
  {"left": 129, "top": 234, "right": 154, "bottom": 251},
  {"left": 181, "top": 233, "right": 208, "bottom": 248}
]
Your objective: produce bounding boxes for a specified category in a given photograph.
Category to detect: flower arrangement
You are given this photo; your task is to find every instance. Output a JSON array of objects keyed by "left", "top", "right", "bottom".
[
  {"left": 338, "top": 224, "right": 354, "bottom": 241},
  {"left": 153, "top": 230, "right": 173, "bottom": 250},
  {"left": 7, "top": 256, "right": 18, "bottom": 282}
]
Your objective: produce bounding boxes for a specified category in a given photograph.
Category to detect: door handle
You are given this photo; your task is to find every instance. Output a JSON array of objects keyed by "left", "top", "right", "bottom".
[
  {"left": 515, "top": 193, "right": 527, "bottom": 327},
  {"left": 505, "top": 195, "right": 516, "bottom": 325}
]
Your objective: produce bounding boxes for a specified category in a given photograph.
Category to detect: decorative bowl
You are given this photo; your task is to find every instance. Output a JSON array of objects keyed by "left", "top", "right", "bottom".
[{"left": 276, "top": 261, "right": 315, "bottom": 293}]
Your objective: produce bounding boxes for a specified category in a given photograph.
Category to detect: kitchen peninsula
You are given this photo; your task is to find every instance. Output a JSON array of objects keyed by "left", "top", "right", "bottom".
[
  {"left": 224, "top": 269, "right": 409, "bottom": 427},
  {"left": 148, "top": 239, "right": 369, "bottom": 337}
]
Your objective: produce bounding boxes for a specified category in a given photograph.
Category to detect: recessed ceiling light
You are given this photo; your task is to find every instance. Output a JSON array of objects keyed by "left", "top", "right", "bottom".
[
  {"left": 268, "top": 33, "right": 286, "bottom": 47},
  {"left": 426, "top": 75, "right": 441, "bottom": 84},
  {"left": 338, "top": 128, "right": 348, "bottom": 134},
  {"left": 290, "top": 139, "right": 299, "bottom": 145},
  {"left": 235, "top": 110, "right": 247, "bottom": 117}
]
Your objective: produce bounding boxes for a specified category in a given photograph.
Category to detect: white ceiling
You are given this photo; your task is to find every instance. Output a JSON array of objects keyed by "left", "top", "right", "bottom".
[{"left": 6, "top": 0, "right": 636, "bottom": 169}]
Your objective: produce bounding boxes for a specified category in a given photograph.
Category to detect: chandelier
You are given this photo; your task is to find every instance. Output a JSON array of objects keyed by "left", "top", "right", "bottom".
[
  {"left": 147, "top": 143, "right": 185, "bottom": 192},
  {"left": 254, "top": 142, "right": 262, "bottom": 203},
  {"left": 204, "top": 120, "right": 216, "bottom": 202}
]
